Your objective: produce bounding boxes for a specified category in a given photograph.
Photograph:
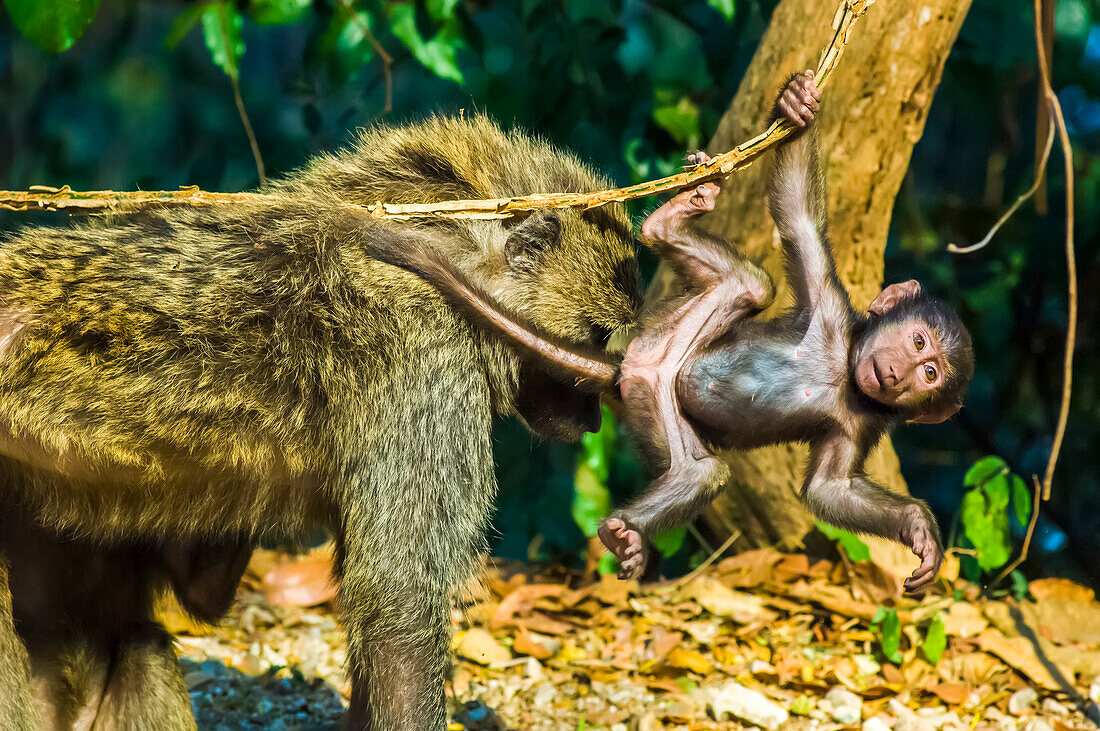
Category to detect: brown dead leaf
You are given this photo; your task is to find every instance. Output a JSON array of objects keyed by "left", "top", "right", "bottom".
[
  {"left": 674, "top": 577, "right": 778, "bottom": 624},
  {"left": 976, "top": 630, "right": 1068, "bottom": 690},
  {"left": 942, "top": 602, "right": 989, "bottom": 638},
  {"left": 454, "top": 628, "right": 512, "bottom": 666},
  {"left": 1029, "top": 596, "right": 1100, "bottom": 646},
  {"left": 523, "top": 612, "right": 576, "bottom": 636},
  {"left": 593, "top": 573, "right": 635, "bottom": 606},
  {"left": 513, "top": 626, "right": 558, "bottom": 660},
  {"left": 667, "top": 647, "right": 714, "bottom": 675},
  {"left": 715, "top": 548, "right": 784, "bottom": 588},
  {"left": 1030, "top": 578, "right": 1095, "bottom": 603},
  {"left": 490, "top": 584, "right": 563, "bottom": 628},
  {"left": 955, "top": 650, "right": 1003, "bottom": 685},
  {"left": 785, "top": 579, "right": 879, "bottom": 621},
  {"left": 648, "top": 628, "right": 684, "bottom": 663},
  {"left": 262, "top": 553, "right": 337, "bottom": 608},
  {"left": 930, "top": 682, "right": 970, "bottom": 705}
]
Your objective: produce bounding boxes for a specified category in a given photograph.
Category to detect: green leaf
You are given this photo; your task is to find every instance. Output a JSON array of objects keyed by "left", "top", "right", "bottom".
[
  {"left": 652, "top": 91, "right": 700, "bottom": 149},
  {"left": 817, "top": 521, "right": 871, "bottom": 563},
  {"left": 387, "top": 5, "right": 464, "bottom": 84},
  {"left": 652, "top": 526, "right": 686, "bottom": 558},
  {"left": 964, "top": 456, "right": 1007, "bottom": 488},
  {"left": 706, "top": 0, "right": 735, "bottom": 22},
  {"left": 201, "top": 2, "right": 245, "bottom": 80},
  {"left": 1009, "top": 570, "right": 1029, "bottom": 600},
  {"left": 921, "top": 613, "right": 947, "bottom": 665},
  {"left": 165, "top": 5, "right": 206, "bottom": 50},
  {"left": 960, "top": 487, "right": 1012, "bottom": 572},
  {"left": 598, "top": 552, "right": 618, "bottom": 575},
  {"left": 873, "top": 607, "right": 903, "bottom": 664},
  {"left": 572, "top": 405, "right": 614, "bottom": 538},
  {"left": 426, "top": 0, "right": 460, "bottom": 22},
  {"left": 4, "top": 0, "right": 101, "bottom": 53},
  {"left": 249, "top": 0, "right": 311, "bottom": 26},
  {"left": 321, "top": 9, "right": 376, "bottom": 76},
  {"left": 1011, "top": 474, "right": 1031, "bottom": 527}
]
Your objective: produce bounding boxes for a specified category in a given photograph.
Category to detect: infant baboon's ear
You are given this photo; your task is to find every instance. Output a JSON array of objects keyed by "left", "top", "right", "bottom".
[{"left": 505, "top": 213, "right": 562, "bottom": 270}]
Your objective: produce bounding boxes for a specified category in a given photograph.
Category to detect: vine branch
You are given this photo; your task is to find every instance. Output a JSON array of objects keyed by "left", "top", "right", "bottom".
[{"left": 0, "top": 0, "right": 872, "bottom": 219}]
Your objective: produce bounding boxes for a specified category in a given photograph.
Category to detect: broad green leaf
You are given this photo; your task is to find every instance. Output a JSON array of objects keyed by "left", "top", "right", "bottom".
[
  {"left": 982, "top": 472, "right": 1010, "bottom": 511},
  {"left": 571, "top": 463, "right": 610, "bottom": 538},
  {"left": 4, "top": 0, "right": 101, "bottom": 52},
  {"left": 652, "top": 93, "right": 700, "bottom": 149},
  {"left": 652, "top": 526, "right": 686, "bottom": 558},
  {"left": 250, "top": 0, "right": 311, "bottom": 26},
  {"left": 598, "top": 552, "right": 618, "bottom": 575},
  {"left": 1011, "top": 474, "right": 1031, "bottom": 527},
  {"left": 165, "top": 5, "right": 205, "bottom": 50},
  {"left": 817, "top": 521, "right": 871, "bottom": 563},
  {"left": 426, "top": 0, "right": 460, "bottom": 22},
  {"left": 960, "top": 488, "right": 1012, "bottom": 571},
  {"left": 201, "top": 2, "right": 245, "bottom": 81},
  {"left": 387, "top": 5, "right": 464, "bottom": 84},
  {"left": 320, "top": 9, "right": 376, "bottom": 81},
  {"left": 572, "top": 405, "right": 614, "bottom": 538},
  {"left": 921, "top": 613, "right": 947, "bottom": 665},
  {"left": 873, "top": 607, "right": 903, "bottom": 664},
  {"left": 964, "top": 455, "right": 1007, "bottom": 488},
  {"left": 707, "top": 0, "right": 735, "bottom": 22}
]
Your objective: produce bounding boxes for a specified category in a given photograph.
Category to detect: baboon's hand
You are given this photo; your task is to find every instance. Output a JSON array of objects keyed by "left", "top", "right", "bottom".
[
  {"left": 598, "top": 517, "right": 647, "bottom": 580},
  {"left": 901, "top": 517, "right": 943, "bottom": 594}
]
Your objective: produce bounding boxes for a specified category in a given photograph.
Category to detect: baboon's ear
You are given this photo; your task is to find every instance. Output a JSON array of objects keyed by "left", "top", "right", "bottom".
[
  {"left": 505, "top": 213, "right": 562, "bottom": 270},
  {"left": 868, "top": 279, "right": 922, "bottom": 315}
]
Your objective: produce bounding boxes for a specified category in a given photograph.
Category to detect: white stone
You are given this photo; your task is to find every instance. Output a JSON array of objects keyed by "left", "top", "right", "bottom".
[
  {"left": 1040, "top": 698, "right": 1068, "bottom": 716},
  {"left": 824, "top": 686, "right": 863, "bottom": 723},
  {"left": 894, "top": 719, "right": 936, "bottom": 731},
  {"left": 862, "top": 716, "right": 893, "bottom": 731},
  {"left": 1008, "top": 687, "right": 1039, "bottom": 715},
  {"left": 705, "top": 680, "right": 789, "bottom": 730},
  {"left": 1024, "top": 720, "right": 1054, "bottom": 731},
  {"left": 889, "top": 699, "right": 917, "bottom": 718}
]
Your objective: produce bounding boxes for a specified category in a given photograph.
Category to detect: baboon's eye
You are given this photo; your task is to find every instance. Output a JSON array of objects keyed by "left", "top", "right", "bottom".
[
  {"left": 913, "top": 332, "right": 925, "bottom": 351},
  {"left": 923, "top": 364, "right": 937, "bottom": 383}
]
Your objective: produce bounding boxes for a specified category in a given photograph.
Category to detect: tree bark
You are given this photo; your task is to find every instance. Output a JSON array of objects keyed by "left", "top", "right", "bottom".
[{"left": 677, "top": 0, "right": 975, "bottom": 551}]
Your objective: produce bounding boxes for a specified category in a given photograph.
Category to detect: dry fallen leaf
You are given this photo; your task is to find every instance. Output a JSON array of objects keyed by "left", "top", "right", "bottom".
[
  {"left": 262, "top": 553, "right": 337, "bottom": 608},
  {"left": 674, "top": 577, "right": 778, "bottom": 624},
  {"left": 454, "top": 628, "right": 512, "bottom": 666}
]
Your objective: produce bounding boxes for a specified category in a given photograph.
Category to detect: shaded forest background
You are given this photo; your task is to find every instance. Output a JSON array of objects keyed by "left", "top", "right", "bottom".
[{"left": 0, "top": 0, "right": 1096, "bottom": 584}]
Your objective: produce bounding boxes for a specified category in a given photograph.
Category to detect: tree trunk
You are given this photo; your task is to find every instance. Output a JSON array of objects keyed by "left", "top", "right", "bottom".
[{"left": 679, "top": 0, "right": 974, "bottom": 551}]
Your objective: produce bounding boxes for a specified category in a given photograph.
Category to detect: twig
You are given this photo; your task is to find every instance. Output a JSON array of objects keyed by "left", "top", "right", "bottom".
[
  {"left": 672, "top": 529, "right": 741, "bottom": 588},
  {"left": 989, "top": 475, "right": 1042, "bottom": 589},
  {"left": 946, "top": 123, "right": 1053, "bottom": 254},
  {"left": 340, "top": 0, "right": 393, "bottom": 114},
  {"left": 0, "top": 0, "right": 873, "bottom": 218},
  {"left": 949, "top": 0, "right": 1075, "bottom": 505},
  {"left": 230, "top": 75, "right": 267, "bottom": 186}
]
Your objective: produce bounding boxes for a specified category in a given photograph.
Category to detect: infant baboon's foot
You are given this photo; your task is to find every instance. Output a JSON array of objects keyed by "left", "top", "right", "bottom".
[
  {"left": 598, "top": 517, "right": 647, "bottom": 580},
  {"left": 641, "top": 183, "right": 720, "bottom": 241}
]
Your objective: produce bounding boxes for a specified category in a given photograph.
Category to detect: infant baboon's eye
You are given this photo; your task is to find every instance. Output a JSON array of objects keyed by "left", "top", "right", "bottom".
[
  {"left": 913, "top": 332, "right": 925, "bottom": 351},
  {"left": 923, "top": 364, "right": 937, "bottom": 383}
]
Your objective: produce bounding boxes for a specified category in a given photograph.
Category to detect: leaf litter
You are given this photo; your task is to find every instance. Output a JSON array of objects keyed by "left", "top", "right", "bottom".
[{"left": 167, "top": 544, "right": 1100, "bottom": 729}]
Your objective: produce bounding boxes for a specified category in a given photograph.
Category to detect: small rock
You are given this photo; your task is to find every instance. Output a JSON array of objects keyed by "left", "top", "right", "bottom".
[
  {"left": 610, "top": 724, "right": 627, "bottom": 731},
  {"left": 826, "top": 686, "right": 863, "bottom": 722},
  {"left": 1024, "top": 720, "right": 1054, "bottom": 731},
  {"left": 1091, "top": 679, "right": 1100, "bottom": 703},
  {"left": 705, "top": 680, "right": 789, "bottom": 729},
  {"left": 1040, "top": 698, "right": 1068, "bottom": 716},
  {"left": 889, "top": 699, "right": 916, "bottom": 718},
  {"left": 862, "top": 716, "right": 893, "bottom": 731},
  {"left": 1008, "top": 687, "right": 1039, "bottom": 716},
  {"left": 894, "top": 718, "right": 936, "bottom": 731}
]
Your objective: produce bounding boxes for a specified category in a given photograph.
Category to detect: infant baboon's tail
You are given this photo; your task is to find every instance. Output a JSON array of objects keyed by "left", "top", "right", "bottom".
[{"left": 362, "top": 227, "right": 619, "bottom": 392}]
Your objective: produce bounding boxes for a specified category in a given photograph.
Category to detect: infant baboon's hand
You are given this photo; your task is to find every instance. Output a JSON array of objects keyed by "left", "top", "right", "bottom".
[
  {"left": 598, "top": 517, "right": 647, "bottom": 580},
  {"left": 901, "top": 516, "right": 943, "bottom": 594},
  {"left": 640, "top": 183, "right": 720, "bottom": 241},
  {"left": 776, "top": 69, "right": 821, "bottom": 127}
]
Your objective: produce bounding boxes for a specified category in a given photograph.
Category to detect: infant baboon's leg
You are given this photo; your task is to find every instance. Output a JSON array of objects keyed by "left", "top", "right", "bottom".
[
  {"left": 163, "top": 535, "right": 252, "bottom": 623},
  {"left": 601, "top": 183, "right": 773, "bottom": 580}
]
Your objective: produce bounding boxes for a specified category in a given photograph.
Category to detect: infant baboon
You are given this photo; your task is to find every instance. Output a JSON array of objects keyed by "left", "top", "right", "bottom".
[
  {"left": 364, "top": 73, "right": 974, "bottom": 594},
  {"left": 0, "top": 114, "right": 641, "bottom": 729}
]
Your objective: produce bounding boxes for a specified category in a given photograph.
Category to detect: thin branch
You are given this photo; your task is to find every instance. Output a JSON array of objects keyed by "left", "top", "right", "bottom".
[
  {"left": 341, "top": 0, "right": 393, "bottom": 114},
  {"left": 0, "top": 0, "right": 873, "bottom": 218},
  {"left": 230, "top": 75, "right": 267, "bottom": 186},
  {"left": 1032, "top": 0, "right": 1076, "bottom": 502},
  {"left": 989, "top": 476, "right": 1042, "bottom": 589},
  {"left": 949, "top": 0, "right": 1075, "bottom": 505},
  {"left": 946, "top": 123, "right": 1053, "bottom": 254}
]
